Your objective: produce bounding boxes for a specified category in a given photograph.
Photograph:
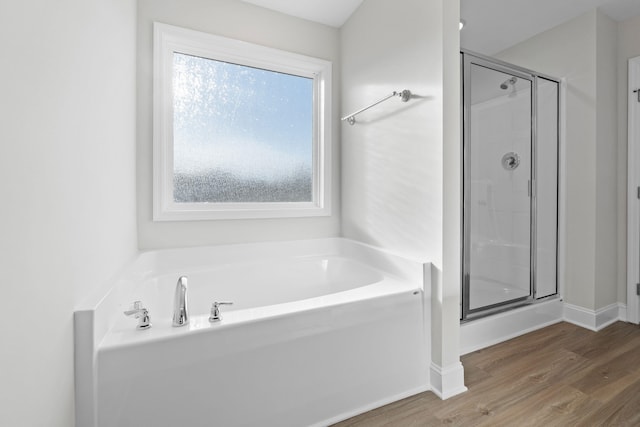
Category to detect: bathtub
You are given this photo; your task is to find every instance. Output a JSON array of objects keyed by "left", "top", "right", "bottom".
[{"left": 74, "top": 238, "right": 431, "bottom": 427}]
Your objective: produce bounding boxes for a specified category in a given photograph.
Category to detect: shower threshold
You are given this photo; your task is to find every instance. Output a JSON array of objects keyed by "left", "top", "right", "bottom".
[{"left": 460, "top": 297, "right": 563, "bottom": 354}]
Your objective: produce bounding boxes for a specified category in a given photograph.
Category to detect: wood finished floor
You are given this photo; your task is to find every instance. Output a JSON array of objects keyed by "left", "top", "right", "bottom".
[{"left": 332, "top": 321, "right": 640, "bottom": 426}]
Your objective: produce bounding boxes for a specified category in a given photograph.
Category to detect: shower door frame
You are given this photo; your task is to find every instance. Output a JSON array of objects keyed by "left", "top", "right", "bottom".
[{"left": 461, "top": 50, "right": 561, "bottom": 321}]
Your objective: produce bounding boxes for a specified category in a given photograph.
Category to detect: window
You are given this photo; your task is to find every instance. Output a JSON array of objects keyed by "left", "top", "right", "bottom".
[{"left": 153, "top": 23, "right": 332, "bottom": 220}]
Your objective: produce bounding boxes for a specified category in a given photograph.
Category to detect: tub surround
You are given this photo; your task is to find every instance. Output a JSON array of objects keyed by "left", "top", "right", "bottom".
[{"left": 75, "top": 238, "right": 432, "bottom": 426}]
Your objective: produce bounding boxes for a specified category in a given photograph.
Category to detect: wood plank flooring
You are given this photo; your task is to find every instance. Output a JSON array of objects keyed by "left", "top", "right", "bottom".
[{"left": 332, "top": 321, "right": 640, "bottom": 426}]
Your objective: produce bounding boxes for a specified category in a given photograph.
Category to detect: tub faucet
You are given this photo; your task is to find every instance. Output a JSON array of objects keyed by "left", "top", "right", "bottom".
[{"left": 172, "top": 276, "right": 189, "bottom": 327}]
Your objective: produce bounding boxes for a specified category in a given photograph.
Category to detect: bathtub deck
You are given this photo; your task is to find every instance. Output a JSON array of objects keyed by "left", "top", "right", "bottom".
[{"left": 333, "top": 321, "right": 640, "bottom": 426}]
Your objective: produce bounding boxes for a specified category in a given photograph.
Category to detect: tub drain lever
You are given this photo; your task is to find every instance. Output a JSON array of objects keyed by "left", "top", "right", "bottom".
[{"left": 209, "top": 301, "right": 234, "bottom": 322}]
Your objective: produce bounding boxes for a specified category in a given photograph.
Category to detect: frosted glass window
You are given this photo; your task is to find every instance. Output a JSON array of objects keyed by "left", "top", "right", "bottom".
[
  {"left": 153, "top": 23, "right": 332, "bottom": 221},
  {"left": 173, "top": 53, "right": 313, "bottom": 203}
]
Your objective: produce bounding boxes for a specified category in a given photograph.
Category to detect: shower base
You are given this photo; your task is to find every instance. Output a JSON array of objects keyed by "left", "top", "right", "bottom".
[{"left": 460, "top": 297, "right": 562, "bottom": 354}]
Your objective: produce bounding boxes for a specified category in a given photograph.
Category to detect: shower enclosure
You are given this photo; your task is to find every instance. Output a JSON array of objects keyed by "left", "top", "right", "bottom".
[{"left": 461, "top": 51, "right": 560, "bottom": 321}]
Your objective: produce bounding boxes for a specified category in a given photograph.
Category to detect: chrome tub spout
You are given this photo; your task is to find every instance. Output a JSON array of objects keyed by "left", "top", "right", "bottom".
[{"left": 172, "top": 276, "right": 189, "bottom": 327}]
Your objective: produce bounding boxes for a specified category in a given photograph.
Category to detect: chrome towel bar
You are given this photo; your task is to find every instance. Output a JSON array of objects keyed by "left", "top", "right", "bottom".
[{"left": 341, "top": 89, "right": 412, "bottom": 125}]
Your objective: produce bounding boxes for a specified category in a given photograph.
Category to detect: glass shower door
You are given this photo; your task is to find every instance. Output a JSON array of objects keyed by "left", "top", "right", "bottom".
[{"left": 463, "top": 55, "right": 533, "bottom": 318}]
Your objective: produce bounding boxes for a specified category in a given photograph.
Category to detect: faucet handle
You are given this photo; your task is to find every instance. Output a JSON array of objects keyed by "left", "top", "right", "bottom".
[
  {"left": 124, "top": 301, "right": 152, "bottom": 330},
  {"left": 123, "top": 300, "right": 144, "bottom": 316},
  {"left": 209, "top": 301, "right": 234, "bottom": 322}
]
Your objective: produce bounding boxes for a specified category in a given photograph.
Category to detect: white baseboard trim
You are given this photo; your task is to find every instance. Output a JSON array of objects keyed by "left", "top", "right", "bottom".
[
  {"left": 429, "top": 362, "right": 467, "bottom": 400},
  {"left": 619, "top": 304, "right": 628, "bottom": 322},
  {"left": 563, "top": 302, "right": 627, "bottom": 331},
  {"left": 460, "top": 300, "right": 629, "bottom": 356}
]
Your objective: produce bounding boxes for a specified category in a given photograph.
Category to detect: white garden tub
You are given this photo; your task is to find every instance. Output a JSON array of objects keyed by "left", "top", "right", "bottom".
[{"left": 74, "top": 238, "right": 431, "bottom": 427}]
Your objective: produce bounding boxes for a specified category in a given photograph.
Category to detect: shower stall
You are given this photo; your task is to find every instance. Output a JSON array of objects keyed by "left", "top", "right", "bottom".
[{"left": 461, "top": 51, "right": 560, "bottom": 321}]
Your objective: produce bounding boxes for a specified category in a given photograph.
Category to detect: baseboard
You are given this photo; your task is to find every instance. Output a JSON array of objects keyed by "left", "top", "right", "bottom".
[
  {"left": 619, "top": 304, "right": 628, "bottom": 322},
  {"left": 460, "top": 300, "right": 629, "bottom": 355},
  {"left": 429, "top": 362, "right": 467, "bottom": 400},
  {"left": 563, "top": 302, "right": 627, "bottom": 331}
]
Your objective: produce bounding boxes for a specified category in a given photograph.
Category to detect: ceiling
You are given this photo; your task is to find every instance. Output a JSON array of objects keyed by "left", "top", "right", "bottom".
[
  {"left": 461, "top": 0, "right": 640, "bottom": 55},
  {"left": 241, "top": 0, "right": 363, "bottom": 27},
  {"left": 242, "top": 0, "right": 640, "bottom": 55}
]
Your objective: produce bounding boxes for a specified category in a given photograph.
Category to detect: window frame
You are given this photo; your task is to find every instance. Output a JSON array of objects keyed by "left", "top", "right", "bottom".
[{"left": 153, "top": 22, "right": 332, "bottom": 221}]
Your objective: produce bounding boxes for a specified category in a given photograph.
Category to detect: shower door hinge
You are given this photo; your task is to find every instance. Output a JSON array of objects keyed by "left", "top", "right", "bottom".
[
  {"left": 637, "top": 283, "right": 640, "bottom": 296},
  {"left": 637, "top": 186, "right": 640, "bottom": 199}
]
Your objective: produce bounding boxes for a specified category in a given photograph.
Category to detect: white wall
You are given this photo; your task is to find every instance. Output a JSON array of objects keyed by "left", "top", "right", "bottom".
[
  {"left": 0, "top": 0, "right": 138, "bottom": 425},
  {"left": 440, "top": 0, "right": 465, "bottom": 394},
  {"left": 617, "top": 14, "right": 640, "bottom": 304},
  {"left": 595, "top": 12, "right": 619, "bottom": 309},
  {"left": 137, "top": 0, "right": 341, "bottom": 249},
  {"left": 340, "top": 0, "right": 443, "bottom": 263},
  {"left": 341, "top": 0, "right": 463, "bottom": 393},
  {"left": 497, "top": 9, "right": 619, "bottom": 311}
]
